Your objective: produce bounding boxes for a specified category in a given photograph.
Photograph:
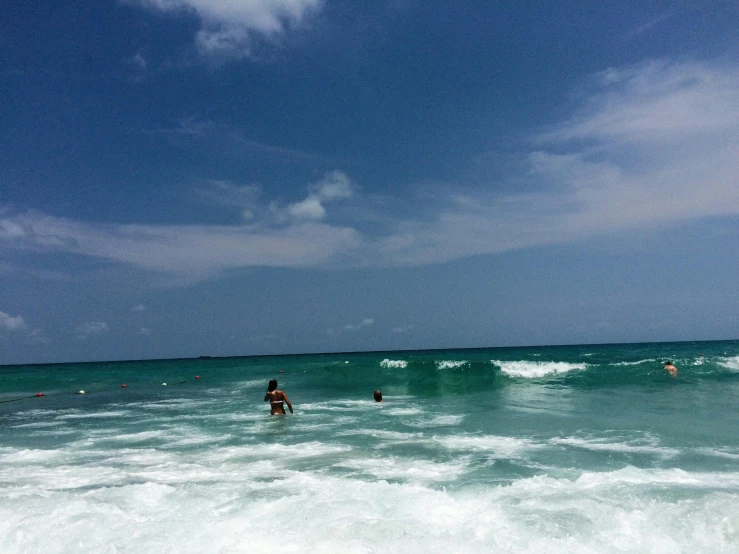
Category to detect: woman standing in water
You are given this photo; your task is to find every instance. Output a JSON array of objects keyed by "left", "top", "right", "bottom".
[{"left": 264, "top": 379, "right": 293, "bottom": 415}]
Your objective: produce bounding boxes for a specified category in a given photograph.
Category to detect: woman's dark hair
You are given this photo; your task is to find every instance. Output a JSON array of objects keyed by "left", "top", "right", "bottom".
[
  {"left": 374, "top": 389, "right": 382, "bottom": 402},
  {"left": 268, "top": 379, "right": 278, "bottom": 392}
]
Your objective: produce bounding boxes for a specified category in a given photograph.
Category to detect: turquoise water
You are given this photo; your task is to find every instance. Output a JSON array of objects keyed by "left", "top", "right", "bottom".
[{"left": 1, "top": 341, "right": 738, "bottom": 552}]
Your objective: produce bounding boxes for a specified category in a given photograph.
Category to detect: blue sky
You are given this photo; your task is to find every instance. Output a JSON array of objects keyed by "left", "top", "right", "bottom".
[{"left": 1, "top": 0, "right": 738, "bottom": 364}]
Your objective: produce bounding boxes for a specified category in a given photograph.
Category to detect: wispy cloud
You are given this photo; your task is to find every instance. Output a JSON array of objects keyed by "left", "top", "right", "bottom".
[
  {"left": 344, "top": 318, "right": 374, "bottom": 331},
  {"left": 125, "top": 49, "right": 148, "bottom": 71},
  {"left": 129, "top": 0, "right": 323, "bottom": 60},
  {"left": 373, "top": 60, "right": 739, "bottom": 265},
  {"left": 0, "top": 311, "right": 26, "bottom": 332},
  {"left": 149, "top": 117, "right": 327, "bottom": 164},
  {"left": 0, "top": 209, "right": 360, "bottom": 282},
  {"left": 0, "top": 310, "right": 47, "bottom": 344},
  {"left": 2, "top": 60, "right": 737, "bottom": 281},
  {"left": 328, "top": 318, "right": 374, "bottom": 336},
  {"left": 626, "top": 12, "right": 673, "bottom": 38},
  {"left": 132, "top": 304, "right": 147, "bottom": 312},
  {"left": 76, "top": 321, "right": 110, "bottom": 340}
]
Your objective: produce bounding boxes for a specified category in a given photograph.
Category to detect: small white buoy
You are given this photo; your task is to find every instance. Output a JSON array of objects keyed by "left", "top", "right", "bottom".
[
  {"left": 78, "top": 390, "right": 86, "bottom": 395},
  {"left": 162, "top": 383, "right": 167, "bottom": 386}
]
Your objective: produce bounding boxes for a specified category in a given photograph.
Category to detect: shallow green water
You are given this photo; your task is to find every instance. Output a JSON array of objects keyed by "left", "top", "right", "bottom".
[{"left": 1, "top": 341, "right": 738, "bottom": 552}]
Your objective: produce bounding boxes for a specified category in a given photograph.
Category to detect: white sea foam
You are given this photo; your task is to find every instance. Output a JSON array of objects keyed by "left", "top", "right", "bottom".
[
  {"left": 435, "top": 360, "right": 468, "bottom": 369},
  {"left": 380, "top": 359, "right": 408, "bottom": 368},
  {"left": 139, "top": 398, "right": 214, "bottom": 410},
  {"left": 164, "top": 432, "right": 233, "bottom": 448},
  {"left": 57, "top": 410, "right": 131, "bottom": 419},
  {"left": 434, "top": 434, "right": 540, "bottom": 458},
  {"left": 428, "top": 414, "right": 465, "bottom": 426},
  {"left": 717, "top": 355, "right": 739, "bottom": 371},
  {"left": 3, "top": 459, "right": 736, "bottom": 554},
  {"left": 611, "top": 358, "right": 658, "bottom": 366},
  {"left": 10, "top": 421, "right": 66, "bottom": 429},
  {"left": 232, "top": 379, "right": 269, "bottom": 389},
  {"left": 337, "top": 429, "right": 423, "bottom": 441},
  {"left": 492, "top": 360, "right": 587, "bottom": 378},
  {"left": 693, "top": 447, "right": 739, "bottom": 460},
  {"left": 0, "top": 448, "right": 65, "bottom": 463},
  {"left": 404, "top": 414, "right": 466, "bottom": 428},
  {"left": 201, "top": 441, "right": 352, "bottom": 463},
  {"left": 334, "top": 456, "right": 469, "bottom": 483},
  {"left": 382, "top": 407, "right": 423, "bottom": 416},
  {"left": 107, "top": 430, "right": 169, "bottom": 443},
  {"left": 551, "top": 436, "right": 679, "bottom": 458},
  {"left": 300, "top": 400, "right": 375, "bottom": 412}
]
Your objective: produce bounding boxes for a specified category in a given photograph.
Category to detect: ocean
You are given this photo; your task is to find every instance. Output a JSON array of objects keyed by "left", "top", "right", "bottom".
[{"left": 1, "top": 340, "right": 738, "bottom": 553}]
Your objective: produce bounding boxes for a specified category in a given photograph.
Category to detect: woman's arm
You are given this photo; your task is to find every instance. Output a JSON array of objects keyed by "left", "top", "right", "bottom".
[{"left": 282, "top": 392, "right": 294, "bottom": 414}]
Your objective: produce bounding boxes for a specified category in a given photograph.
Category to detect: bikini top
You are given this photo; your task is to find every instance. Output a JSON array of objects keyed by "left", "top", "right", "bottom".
[{"left": 269, "top": 391, "right": 283, "bottom": 404}]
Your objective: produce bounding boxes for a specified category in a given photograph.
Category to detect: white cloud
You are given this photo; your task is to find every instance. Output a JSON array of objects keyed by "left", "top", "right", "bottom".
[
  {"left": 0, "top": 211, "right": 360, "bottom": 282},
  {"left": 131, "top": 0, "right": 323, "bottom": 59},
  {"left": 77, "top": 322, "right": 109, "bottom": 340},
  {"left": 373, "top": 60, "right": 739, "bottom": 265},
  {"left": 132, "top": 304, "right": 147, "bottom": 312},
  {"left": 286, "top": 170, "right": 355, "bottom": 221},
  {"left": 287, "top": 196, "right": 326, "bottom": 220},
  {"left": 140, "top": 327, "right": 152, "bottom": 335},
  {"left": 0, "top": 311, "right": 48, "bottom": 344},
  {"left": 541, "top": 60, "right": 739, "bottom": 144},
  {"left": 343, "top": 318, "right": 374, "bottom": 331},
  {"left": 392, "top": 324, "right": 414, "bottom": 334},
  {"left": 125, "top": 49, "right": 148, "bottom": 70},
  {"left": 0, "top": 311, "right": 26, "bottom": 332},
  {"left": 26, "top": 328, "right": 49, "bottom": 345},
  {"left": 327, "top": 318, "right": 375, "bottom": 336},
  {"left": 311, "top": 170, "right": 354, "bottom": 200}
]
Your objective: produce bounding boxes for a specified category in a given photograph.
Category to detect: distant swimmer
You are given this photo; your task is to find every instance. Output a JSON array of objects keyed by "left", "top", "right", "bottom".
[
  {"left": 664, "top": 361, "right": 678, "bottom": 378},
  {"left": 374, "top": 390, "right": 384, "bottom": 402},
  {"left": 264, "top": 379, "right": 293, "bottom": 415}
]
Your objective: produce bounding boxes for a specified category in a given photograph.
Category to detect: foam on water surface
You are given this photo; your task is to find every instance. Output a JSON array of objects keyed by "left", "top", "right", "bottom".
[
  {"left": 379, "top": 359, "right": 408, "bottom": 368},
  {"left": 718, "top": 355, "right": 739, "bottom": 371},
  {"left": 435, "top": 360, "right": 468, "bottom": 369},
  {"left": 492, "top": 360, "right": 587, "bottom": 378}
]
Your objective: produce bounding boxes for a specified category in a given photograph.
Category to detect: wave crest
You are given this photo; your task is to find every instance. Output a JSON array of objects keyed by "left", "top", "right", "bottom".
[
  {"left": 717, "top": 356, "right": 739, "bottom": 371},
  {"left": 492, "top": 360, "right": 587, "bottom": 378},
  {"left": 435, "top": 360, "right": 467, "bottom": 370},
  {"left": 380, "top": 359, "right": 408, "bottom": 368}
]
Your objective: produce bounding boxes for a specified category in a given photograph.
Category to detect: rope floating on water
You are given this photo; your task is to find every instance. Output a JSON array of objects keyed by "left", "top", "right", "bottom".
[
  {"left": 0, "top": 393, "right": 45, "bottom": 404},
  {"left": 0, "top": 377, "right": 201, "bottom": 405}
]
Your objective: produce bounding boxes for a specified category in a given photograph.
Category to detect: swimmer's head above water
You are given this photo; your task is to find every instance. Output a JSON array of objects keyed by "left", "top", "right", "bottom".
[
  {"left": 374, "top": 390, "right": 383, "bottom": 402},
  {"left": 268, "top": 379, "right": 278, "bottom": 392}
]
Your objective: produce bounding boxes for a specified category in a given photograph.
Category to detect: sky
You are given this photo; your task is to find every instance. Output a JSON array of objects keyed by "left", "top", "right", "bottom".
[{"left": 1, "top": 0, "right": 738, "bottom": 365}]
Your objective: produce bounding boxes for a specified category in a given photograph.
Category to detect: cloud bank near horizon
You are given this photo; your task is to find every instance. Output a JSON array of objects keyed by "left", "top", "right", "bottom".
[{"left": 1, "top": 60, "right": 737, "bottom": 282}]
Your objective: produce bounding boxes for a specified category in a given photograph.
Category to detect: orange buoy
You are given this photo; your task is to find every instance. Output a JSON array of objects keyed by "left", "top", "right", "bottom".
[
  {"left": 121, "top": 384, "right": 127, "bottom": 388},
  {"left": 195, "top": 375, "right": 200, "bottom": 379},
  {"left": 35, "top": 392, "right": 44, "bottom": 397}
]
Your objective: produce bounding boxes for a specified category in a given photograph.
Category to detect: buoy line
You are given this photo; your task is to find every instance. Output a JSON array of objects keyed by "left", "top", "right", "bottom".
[{"left": 0, "top": 376, "right": 202, "bottom": 404}]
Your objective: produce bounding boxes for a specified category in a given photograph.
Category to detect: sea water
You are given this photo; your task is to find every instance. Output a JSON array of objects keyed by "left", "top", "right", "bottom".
[{"left": 1, "top": 341, "right": 738, "bottom": 553}]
